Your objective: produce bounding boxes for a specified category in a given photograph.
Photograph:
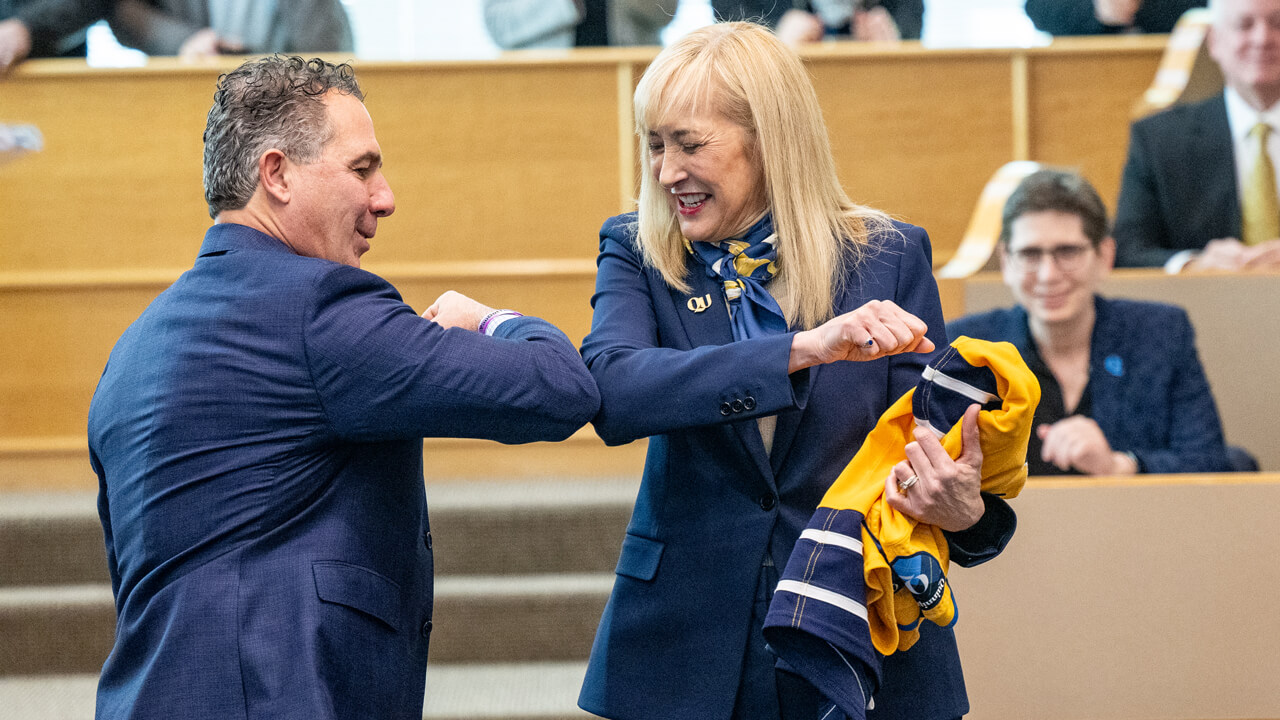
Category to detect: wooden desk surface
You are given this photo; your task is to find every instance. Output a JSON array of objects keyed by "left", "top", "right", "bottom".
[{"left": 958, "top": 473, "right": 1280, "bottom": 719}]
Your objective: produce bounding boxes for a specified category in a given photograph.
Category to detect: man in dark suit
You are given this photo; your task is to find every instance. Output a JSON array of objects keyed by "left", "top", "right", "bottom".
[
  {"left": 720, "top": 0, "right": 925, "bottom": 43},
  {"left": 108, "top": 0, "right": 353, "bottom": 60},
  {"left": 88, "top": 55, "right": 599, "bottom": 719},
  {"left": 1025, "top": 0, "right": 1204, "bottom": 36},
  {"left": 1113, "top": 0, "right": 1280, "bottom": 271},
  {"left": 0, "top": 0, "right": 111, "bottom": 74}
]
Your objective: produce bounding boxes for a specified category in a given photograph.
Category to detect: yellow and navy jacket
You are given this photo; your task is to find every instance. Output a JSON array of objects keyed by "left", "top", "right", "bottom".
[{"left": 763, "top": 337, "right": 1039, "bottom": 718}]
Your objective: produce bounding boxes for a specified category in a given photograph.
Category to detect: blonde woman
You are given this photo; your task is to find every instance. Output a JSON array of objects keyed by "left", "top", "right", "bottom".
[{"left": 579, "top": 22, "right": 1013, "bottom": 720}]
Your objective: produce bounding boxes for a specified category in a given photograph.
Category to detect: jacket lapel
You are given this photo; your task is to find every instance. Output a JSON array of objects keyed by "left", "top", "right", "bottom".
[{"left": 1194, "top": 97, "right": 1242, "bottom": 238}]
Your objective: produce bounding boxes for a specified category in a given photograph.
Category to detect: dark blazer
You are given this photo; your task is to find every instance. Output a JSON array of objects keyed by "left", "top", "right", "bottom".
[
  {"left": 108, "top": 0, "right": 353, "bottom": 55},
  {"left": 1113, "top": 94, "right": 1240, "bottom": 267},
  {"left": 2, "top": 0, "right": 110, "bottom": 56},
  {"left": 948, "top": 296, "right": 1230, "bottom": 474},
  {"left": 577, "top": 213, "right": 1015, "bottom": 720},
  {"left": 1025, "top": 0, "right": 1203, "bottom": 35},
  {"left": 88, "top": 224, "right": 598, "bottom": 719},
  {"left": 712, "top": 0, "right": 925, "bottom": 40}
]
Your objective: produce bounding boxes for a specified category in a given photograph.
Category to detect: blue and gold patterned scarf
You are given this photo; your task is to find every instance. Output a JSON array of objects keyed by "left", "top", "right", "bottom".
[{"left": 687, "top": 213, "right": 788, "bottom": 341}]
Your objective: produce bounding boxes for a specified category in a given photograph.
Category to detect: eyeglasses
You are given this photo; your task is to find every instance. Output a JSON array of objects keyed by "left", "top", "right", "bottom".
[{"left": 1006, "top": 244, "right": 1094, "bottom": 274}]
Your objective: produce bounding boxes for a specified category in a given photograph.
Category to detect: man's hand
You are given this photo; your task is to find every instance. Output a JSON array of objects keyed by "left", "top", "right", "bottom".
[
  {"left": 0, "top": 19, "right": 33, "bottom": 76},
  {"left": 1186, "top": 237, "right": 1251, "bottom": 271},
  {"left": 423, "top": 290, "right": 494, "bottom": 332},
  {"left": 775, "top": 9, "right": 825, "bottom": 44},
  {"left": 1037, "top": 416, "right": 1137, "bottom": 475},
  {"left": 1095, "top": 0, "right": 1141, "bottom": 26},
  {"left": 853, "top": 6, "right": 901, "bottom": 42},
  {"left": 885, "top": 404, "right": 985, "bottom": 532},
  {"left": 789, "top": 299, "right": 934, "bottom": 372},
  {"left": 1184, "top": 237, "right": 1280, "bottom": 272},
  {"left": 1242, "top": 238, "right": 1280, "bottom": 270},
  {"left": 178, "top": 28, "right": 245, "bottom": 61}
]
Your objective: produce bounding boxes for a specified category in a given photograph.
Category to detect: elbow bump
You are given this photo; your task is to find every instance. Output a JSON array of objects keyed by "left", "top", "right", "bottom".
[{"left": 589, "top": 411, "right": 637, "bottom": 447}]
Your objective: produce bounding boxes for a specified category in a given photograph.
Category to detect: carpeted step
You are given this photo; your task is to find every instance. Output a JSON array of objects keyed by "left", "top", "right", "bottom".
[
  {"left": 429, "top": 573, "right": 611, "bottom": 663},
  {"left": 0, "top": 572, "right": 613, "bottom": 674},
  {"left": 0, "top": 585, "right": 114, "bottom": 676},
  {"left": 0, "top": 481, "right": 637, "bottom": 585},
  {"left": 429, "top": 481, "right": 634, "bottom": 576},
  {"left": 0, "top": 493, "right": 109, "bottom": 587},
  {"left": 0, "top": 662, "right": 596, "bottom": 719}
]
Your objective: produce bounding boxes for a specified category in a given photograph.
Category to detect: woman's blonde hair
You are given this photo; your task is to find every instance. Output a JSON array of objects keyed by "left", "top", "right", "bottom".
[{"left": 633, "top": 21, "right": 892, "bottom": 330}]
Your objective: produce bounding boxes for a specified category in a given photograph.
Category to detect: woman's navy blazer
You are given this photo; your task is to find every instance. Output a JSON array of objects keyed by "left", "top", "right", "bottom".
[{"left": 578, "top": 213, "right": 1016, "bottom": 720}]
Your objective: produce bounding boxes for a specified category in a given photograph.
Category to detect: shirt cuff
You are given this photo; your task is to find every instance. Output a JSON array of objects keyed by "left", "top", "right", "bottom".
[
  {"left": 1164, "top": 250, "right": 1196, "bottom": 274},
  {"left": 480, "top": 309, "right": 523, "bottom": 336}
]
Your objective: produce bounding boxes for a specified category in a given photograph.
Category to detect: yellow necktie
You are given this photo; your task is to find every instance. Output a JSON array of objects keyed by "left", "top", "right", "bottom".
[{"left": 1243, "top": 121, "right": 1279, "bottom": 247}]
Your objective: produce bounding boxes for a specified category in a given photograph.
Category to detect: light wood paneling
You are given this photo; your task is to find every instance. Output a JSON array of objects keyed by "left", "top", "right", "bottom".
[
  {"left": 355, "top": 62, "right": 623, "bottom": 263},
  {"left": 0, "top": 284, "right": 164, "bottom": 439},
  {"left": 1026, "top": 37, "right": 1165, "bottom": 214},
  {"left": 958, "top": 475, "right": 1280, "bottom": 719},
  {"left": 0, "top": 263, "right": 598, "bottom": 442},
  {"left": 807, "top": 50, "right": 1014, "bottom": 261},
  {"left": 0, "top": 66, "right": 215, "bottom": 272}
]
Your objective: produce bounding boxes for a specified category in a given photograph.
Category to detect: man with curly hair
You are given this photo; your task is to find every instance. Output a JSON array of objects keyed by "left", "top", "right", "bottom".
[{"left": 88, "top": 55, "right": 599, "bottom": 719}]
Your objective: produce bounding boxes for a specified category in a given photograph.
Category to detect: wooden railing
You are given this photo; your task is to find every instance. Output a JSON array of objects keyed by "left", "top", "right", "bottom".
[{"left": 1131, "top": 8, "right": 1223, "bottom": 119}]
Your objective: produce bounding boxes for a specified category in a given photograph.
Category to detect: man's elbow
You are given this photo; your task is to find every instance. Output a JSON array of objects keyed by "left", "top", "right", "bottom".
[{"left": 535, "top": 375, "right": 601, "bottom": 442}]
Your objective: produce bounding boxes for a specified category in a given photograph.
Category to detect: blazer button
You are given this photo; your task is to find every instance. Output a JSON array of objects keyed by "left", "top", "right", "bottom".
[
  {"left": 424, "top": 531, "right": 432, "bottom": 550},
  {"left": 421, "top": 620, "right": 433, "bottom": 637},
  {"left": 743, "top": 396, "right": 756, "bottom": 411},
  {"left": 720, "top": 402, "right": 733, "bottom": 416},
  {"left": 731, "top": 399, "right": 744, "bottom": 413},
  {"left": 758, "top": 494, "right": 776, "bottom": 511}
]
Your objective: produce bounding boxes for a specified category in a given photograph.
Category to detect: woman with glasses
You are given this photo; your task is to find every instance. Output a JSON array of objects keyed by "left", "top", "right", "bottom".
[{"left": 949, "top": 169, "right": 1231, "bottom": 475}]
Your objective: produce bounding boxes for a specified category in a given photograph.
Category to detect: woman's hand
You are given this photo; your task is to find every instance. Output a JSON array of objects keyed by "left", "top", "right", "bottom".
[
  {"left": 788, "top": 299, "right": 934, "bottom": 372},
  {"left": 885, "top": 404, "right": 985, "bottom": 532},
  {"left": 1037, "top": 416, "right": 1137, "bottom": 475}
]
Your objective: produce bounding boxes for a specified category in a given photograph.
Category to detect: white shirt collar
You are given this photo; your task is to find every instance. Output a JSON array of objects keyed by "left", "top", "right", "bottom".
[{"left": 1224, "top": 87, "right": 1280, "bottom": 141}]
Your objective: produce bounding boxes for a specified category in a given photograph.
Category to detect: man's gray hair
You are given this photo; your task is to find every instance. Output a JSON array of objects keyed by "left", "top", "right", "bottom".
[
  {"left": 1207, "top": 0, "right": 1224, "bottom": 23},
  {"left": 202, "top": 55, "right": 364, "bottom": 219}
]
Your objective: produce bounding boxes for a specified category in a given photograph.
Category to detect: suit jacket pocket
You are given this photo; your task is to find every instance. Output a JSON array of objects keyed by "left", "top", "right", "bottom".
[
  {"left": 313, "top": 560, "right": 403, "bottom": 632},
  {"left": 614, "top": 534, "right": 664, "bottom": 581}
]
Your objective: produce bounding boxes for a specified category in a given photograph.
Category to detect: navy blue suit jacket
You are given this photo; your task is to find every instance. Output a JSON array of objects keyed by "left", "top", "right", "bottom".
[
  {"left": 1113, "top": 95, "right": 1239, "bottom": 267},
  {"left": 577, "top": 214, "right": 1015, "bottom": 720},
  {"left": 948, "top": 296, "right": 1229, "bottom": 474},
  {"left": 88, "top": 224, "right": 599, "bottom": 719}
]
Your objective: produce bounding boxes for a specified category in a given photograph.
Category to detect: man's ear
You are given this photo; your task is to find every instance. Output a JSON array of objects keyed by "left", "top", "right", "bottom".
[{"left": 258, "top": 149, "right": 290, "bottom": 204}]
